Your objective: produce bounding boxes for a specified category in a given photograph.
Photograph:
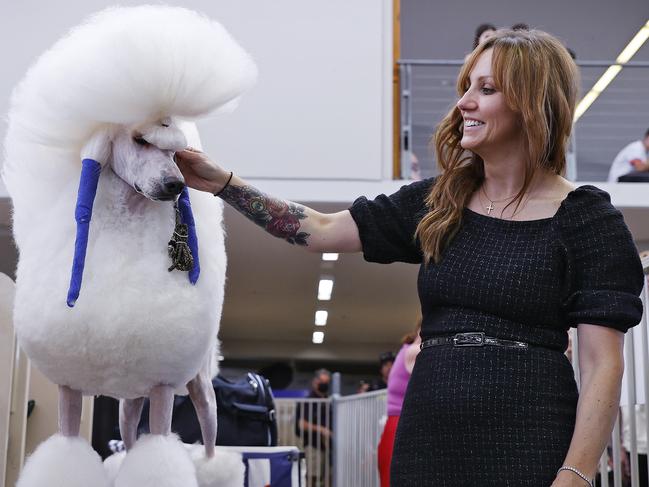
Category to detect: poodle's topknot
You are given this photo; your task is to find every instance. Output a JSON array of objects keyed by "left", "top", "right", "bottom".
[{"left": 3, "top": 5, "right": 257, "bottom": 227}]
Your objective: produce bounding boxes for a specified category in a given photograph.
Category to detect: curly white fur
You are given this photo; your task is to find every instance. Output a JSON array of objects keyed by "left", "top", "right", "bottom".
[
  {"left": 114, "top": 435, "right": 198, "bottom": 487},
  {"left": 187, "top": 444, "right": 246, "bottom": 487},
  {"left": 3, "top": 6, "right": 256, "bottom": 400},
  {"left": 17, "top": 434, "right": 111, "bottom": 487}
]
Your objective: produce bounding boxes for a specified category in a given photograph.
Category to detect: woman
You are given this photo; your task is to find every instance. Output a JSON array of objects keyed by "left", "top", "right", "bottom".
[
  {"left": 377, "top": 321, "right": 422, "bottom": 487},
  {"left": 176, "top": 30, "right": 644, "bottom": 486}
]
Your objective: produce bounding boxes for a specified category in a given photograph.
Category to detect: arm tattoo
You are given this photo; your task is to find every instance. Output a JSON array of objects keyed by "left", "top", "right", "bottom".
[{"left": 220, "top": 184, "right": 311, "bottom": 246}]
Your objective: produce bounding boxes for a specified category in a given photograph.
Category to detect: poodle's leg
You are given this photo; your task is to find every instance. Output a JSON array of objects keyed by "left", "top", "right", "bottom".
[
  {"left": 149, "top": 384, "right": 174, "bottom": 435},
  {"left": 187, "top": 371, "right": 217, "bottom": 458},
  {"left": 113, "top": 385, "right": 198, "bottom": 487},
  {"left": 17, "top": 386, "right": 110, "bottom": 487},
  {"left": 119, "top": 397, "right": 145, "bottom": 450},
  {"left": 59, "top": 385, "right": 82, "bottom": 436},
  {"left": 187, "top": 374, "right": 245, "bottom": 487}
]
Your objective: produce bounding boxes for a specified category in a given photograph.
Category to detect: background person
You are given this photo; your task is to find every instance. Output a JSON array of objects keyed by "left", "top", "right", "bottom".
[
  {"left": 176, "top": 29, "right": 644, "bottom": 486},
  {"left": 295, "top": 369, "right": 332, "bottom": 486},
  {"left": 473, "top": 23, "right": 496, "bottom": 49},
  {"left": 377, "top": 320, "right": 422, "bottom": 487},
  {"left": 607, "top": 128, "right": 649, "bottom": 182}
]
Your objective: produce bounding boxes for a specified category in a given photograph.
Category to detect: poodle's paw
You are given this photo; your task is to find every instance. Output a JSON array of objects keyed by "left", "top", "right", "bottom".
[
  {"left": 114, "top": 434, "right": 197, "bottom": 487},
  {"left": 103, "top": 450, "right": 126, "bottom": 483},
  {"left": 17, "top": 434, "right": 110, "bottom": 487},
  {"left": 188, "top": 445, "right": 245, "bottom": 487}
]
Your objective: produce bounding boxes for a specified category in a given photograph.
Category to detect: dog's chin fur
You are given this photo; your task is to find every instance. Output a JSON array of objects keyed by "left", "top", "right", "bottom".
[{"left": 17, "top": 434, "right": 111, "bottom": 487}]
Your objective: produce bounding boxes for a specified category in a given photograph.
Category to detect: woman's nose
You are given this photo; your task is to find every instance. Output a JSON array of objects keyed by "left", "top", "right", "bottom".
[{"left": 457, "top": 90, "right": 477, "bottom": 111}]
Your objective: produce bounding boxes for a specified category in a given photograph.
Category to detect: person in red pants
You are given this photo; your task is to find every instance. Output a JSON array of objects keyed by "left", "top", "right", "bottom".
[{"left": 377, "top": 320, "right": 421, "bottom": 486}]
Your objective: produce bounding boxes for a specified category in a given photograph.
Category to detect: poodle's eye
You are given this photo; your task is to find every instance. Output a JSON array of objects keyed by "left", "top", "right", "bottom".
[{"left": 133, "top": 136, "right": 149, "bottom": 146}]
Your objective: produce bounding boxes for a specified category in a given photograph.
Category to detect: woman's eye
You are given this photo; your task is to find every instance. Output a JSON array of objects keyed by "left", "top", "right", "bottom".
[
  {"left": 481, "top": 87, "right": 495, "bottom": 95},
  {"left": 133, "top": 136, "right": 149, "bottom": 146}
]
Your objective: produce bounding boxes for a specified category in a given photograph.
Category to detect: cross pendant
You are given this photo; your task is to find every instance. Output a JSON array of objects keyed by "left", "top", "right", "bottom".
[{"left": 486, "top": 202, "right": 494, "bottom": 215}]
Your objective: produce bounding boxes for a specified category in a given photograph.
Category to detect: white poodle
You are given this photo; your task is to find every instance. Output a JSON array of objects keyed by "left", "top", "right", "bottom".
[{"left": 3, "top": 6, "right": 256, "bottom": 486}]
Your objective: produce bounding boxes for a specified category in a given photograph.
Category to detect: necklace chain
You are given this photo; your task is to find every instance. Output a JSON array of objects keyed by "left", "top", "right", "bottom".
[
  {"left": 480, "top": 185, "right": 519, "bottom": 204},
  {"left": 477, "top": 185, "right": 529, "bottom": 219}
]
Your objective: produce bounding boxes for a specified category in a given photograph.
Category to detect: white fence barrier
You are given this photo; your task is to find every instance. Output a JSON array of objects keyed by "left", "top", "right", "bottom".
[
  {"left": 332, "top": 389, "right": 386, "bottom": 487},
  {"left": 276, "top": 389, "right": 387, "bottom": 487},
  {"left": 276, "top": 397, "right": 332, "bottom": 487}
]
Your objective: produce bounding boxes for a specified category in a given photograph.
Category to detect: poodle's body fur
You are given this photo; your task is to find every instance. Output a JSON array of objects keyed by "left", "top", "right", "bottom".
[
  {"left": 4, "top": 6, "right": 256, "bottom": 485},
  {"left": 14, "top": 167, "right": 226, "bottom": 398}
]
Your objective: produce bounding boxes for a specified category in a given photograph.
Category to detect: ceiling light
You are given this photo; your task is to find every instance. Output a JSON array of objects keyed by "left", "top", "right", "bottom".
[
  {"left": 590, "top": 64, "right": 623, "bottom": 93},
  {"left": 312, "top": 331, "right": 324, "bottom": 344},
  {"left": 573, "top": 92, "right": 599, "bottom": 121},
  {"left": 616, "top": 20, "right": 649, "bottom": 64},
  {"left": 318, "top": 279, "right": 334, "bottom": 301},
  {"left": 574, "top": 20, "right": 649, "bottom": 123},
  {"left": 322, "top": 253, "right": 339, "bottom": 261},
  {"left": 315, "top": 310, "right": 328, "bottom": 326}
]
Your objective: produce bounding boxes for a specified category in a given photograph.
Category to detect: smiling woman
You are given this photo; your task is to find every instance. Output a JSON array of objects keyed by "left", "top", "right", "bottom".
[
  {"left": 174, "top": 29, "right": 645, "bottom": 487},
  {"left": 418, "top": 30, "right": 579, "bottom": 262}
]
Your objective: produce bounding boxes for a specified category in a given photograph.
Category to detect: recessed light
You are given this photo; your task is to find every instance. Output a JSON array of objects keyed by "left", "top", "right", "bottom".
[
  {"left": 315, "top": 310, "right": 328, "bottom": 326},
  {"left": 322, "top": 253, "right": 339, "bottom": 261},
  {"left": 318, "top": 279, "right": 334, "bottom": 300},
  {"left": 312, "top": 331, "right": 324, "bottom": 344}
]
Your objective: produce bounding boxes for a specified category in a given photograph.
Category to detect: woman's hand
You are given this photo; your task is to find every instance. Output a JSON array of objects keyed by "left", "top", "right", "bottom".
[{"left": 174, "top": 148, "right": 231, "bottom": 194}]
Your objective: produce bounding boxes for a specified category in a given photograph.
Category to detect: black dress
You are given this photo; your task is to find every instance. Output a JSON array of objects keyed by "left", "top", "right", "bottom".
[{"left": 349, "top": 179, "right": 645, "bottom": 486}]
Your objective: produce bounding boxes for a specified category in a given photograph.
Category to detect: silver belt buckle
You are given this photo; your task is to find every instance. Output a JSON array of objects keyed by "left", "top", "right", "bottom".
[{"left": 453, "top": 332, "right": 485, "bottom": 347}]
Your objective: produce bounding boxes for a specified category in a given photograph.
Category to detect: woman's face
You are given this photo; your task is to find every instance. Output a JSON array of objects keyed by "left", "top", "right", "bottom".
[{"left": 456, "top": 49, "right": 522, "bottom": 157}]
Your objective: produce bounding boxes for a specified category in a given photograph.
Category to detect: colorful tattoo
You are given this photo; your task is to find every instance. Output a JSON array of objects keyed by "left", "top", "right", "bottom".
[{"left": 220, "top": 184, "right": 310, "bottom": 246}]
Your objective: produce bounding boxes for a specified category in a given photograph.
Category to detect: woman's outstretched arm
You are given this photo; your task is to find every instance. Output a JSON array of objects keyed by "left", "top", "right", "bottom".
[{"left": 175, "top": 148, "right": 362, "bottom": 253}]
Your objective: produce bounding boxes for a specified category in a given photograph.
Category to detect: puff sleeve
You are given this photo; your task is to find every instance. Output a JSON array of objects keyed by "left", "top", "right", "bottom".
[
  {"left": 559, "top": 186, "right": 644, "bottom": 332},
  {"left": 347, "top": 178, "right": 434, "bottom": 264}
]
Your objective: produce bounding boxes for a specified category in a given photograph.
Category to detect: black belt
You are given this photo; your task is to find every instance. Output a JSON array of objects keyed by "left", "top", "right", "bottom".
[{"left": 420, "top": 332, "right": 528, "bottom": 350}]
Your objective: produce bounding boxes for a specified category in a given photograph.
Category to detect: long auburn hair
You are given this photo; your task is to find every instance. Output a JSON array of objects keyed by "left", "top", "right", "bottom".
[{"left": 415, "top": 29, "right": 579, "bottom": 263}]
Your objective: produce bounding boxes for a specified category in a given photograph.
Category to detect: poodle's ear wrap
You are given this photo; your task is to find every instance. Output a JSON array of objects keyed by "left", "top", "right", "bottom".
[
  {"left": 67, "top": 127, "right": 112, "bottom": 307},
  {"left": 66, "top": 158, "right": 101, "bottom": 307},
  {"left": 177, "top": 187, "right": 200, "bottom": 284}
]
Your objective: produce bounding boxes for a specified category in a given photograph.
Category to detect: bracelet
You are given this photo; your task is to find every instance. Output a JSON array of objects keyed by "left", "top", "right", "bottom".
[
  {"left": 556, "top": 466, "right": 594, "bottom": 487},
  {"left": 213, "top": 171, "right": 233, "bottom": 197}
]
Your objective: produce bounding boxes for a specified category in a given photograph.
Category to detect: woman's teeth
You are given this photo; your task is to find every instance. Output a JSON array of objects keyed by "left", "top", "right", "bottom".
[{"left": 465, "top": 120, "right": 484, "bottom": 127}]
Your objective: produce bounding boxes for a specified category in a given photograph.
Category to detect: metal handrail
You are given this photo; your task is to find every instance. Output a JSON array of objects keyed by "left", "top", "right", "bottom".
[{"left": 398, "top": 59, "right": 649, "bottom": 68}]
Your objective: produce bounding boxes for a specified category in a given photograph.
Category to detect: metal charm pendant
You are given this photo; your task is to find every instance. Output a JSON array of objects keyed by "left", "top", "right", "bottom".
[{"left": 168, "top": 201, "right": 194, "bottom": 273}]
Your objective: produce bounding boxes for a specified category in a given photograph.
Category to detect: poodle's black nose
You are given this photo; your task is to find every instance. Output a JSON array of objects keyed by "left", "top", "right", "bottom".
[{"left": 163, "top": 178, "right": 185, "bottom": 196}]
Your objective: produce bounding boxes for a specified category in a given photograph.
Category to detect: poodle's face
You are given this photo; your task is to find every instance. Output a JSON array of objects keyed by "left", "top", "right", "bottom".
[{"left": 111, "top": 119, "right": 188, "bottom": 201}]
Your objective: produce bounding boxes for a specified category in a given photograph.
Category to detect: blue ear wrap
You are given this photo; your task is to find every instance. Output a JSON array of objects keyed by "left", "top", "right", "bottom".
[
  {"left": 177, "top": 187, "right": 200, "bottom": 284},
  {"left": 67, "top": 158, "right": 101, "bottom": 307}
]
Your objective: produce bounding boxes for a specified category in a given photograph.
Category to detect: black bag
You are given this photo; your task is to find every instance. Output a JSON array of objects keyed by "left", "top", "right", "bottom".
[
  {"left": 213, "top": 373, "right": 277, "bottom": 447},
  {"left": 137, "top": 373, "right": 278, "bottom": 447}
]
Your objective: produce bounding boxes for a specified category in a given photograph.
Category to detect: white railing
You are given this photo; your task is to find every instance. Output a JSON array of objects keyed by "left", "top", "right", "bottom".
[
  {"left": 276, "top": 397, "right": 332, "bottom": 487},
  {"left": 275, "top": 388, "right": 387, "bottom": 487},
  {"left": 331, "top": 389, "right": 386, "bottom": 487}
]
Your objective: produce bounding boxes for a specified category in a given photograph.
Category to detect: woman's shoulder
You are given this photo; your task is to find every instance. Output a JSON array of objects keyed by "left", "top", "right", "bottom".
[
  {"left": 558, "top": 184, "right": 617, "bottom": 222},
  {"left": 556, "top": 184, "right": 632, "bottom": 246}
]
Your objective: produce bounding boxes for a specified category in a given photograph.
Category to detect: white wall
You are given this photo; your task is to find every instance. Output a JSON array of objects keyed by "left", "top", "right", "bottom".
[{"left": 0, "top": 0, "right": 393, "bottom": 197}]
